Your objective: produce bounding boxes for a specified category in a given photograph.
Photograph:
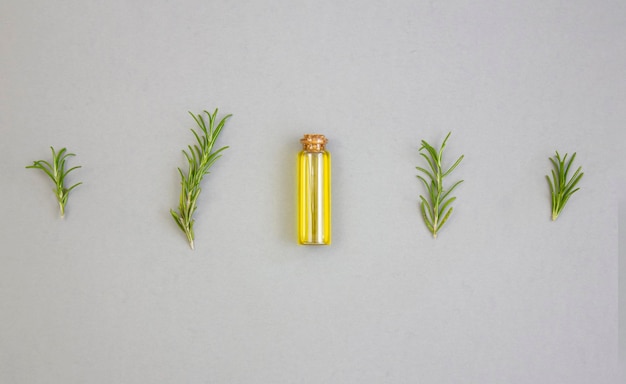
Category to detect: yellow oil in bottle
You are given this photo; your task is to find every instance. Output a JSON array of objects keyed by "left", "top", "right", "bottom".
[{"left": 298, "top": 134, "right": 331, "bottom": 245}]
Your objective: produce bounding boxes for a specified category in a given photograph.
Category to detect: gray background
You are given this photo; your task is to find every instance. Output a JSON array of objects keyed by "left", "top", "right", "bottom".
[{"left": 1, "top": 0, "right": 624, "bottom": 383}]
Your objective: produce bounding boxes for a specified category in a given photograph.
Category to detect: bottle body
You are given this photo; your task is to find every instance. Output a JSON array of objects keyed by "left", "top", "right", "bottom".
[{"left": 298, "top": 136, "right": 331, "bottom": 245}]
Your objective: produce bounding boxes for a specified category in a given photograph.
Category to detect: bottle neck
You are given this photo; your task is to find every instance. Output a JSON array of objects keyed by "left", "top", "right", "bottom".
[{"left": 300, "top": 134, "right": 328, "bottom": 152}]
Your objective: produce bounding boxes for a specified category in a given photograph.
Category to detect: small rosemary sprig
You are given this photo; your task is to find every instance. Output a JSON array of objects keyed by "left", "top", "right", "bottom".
[
  {"left": 546, "top": 151, "right": 583, "bottom": 221},
  {"left": 170, "top": 108, "right": 231, "bottom": 250},
  {"left": 26, "top": 147, "right": 82, "bottom": 218},
  {"left": 416, "top": 132, "right": 464, "bottom": 238}
]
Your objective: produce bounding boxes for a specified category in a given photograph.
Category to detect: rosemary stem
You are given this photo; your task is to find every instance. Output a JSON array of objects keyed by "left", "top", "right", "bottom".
[{"left": 171, "top": 108, "right": 231, "bottom": 249}]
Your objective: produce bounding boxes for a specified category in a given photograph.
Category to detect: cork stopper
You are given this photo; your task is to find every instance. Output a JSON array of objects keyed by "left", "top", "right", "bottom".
[{"left": 300, "top": 134, "right": 328, "bottom": 152}]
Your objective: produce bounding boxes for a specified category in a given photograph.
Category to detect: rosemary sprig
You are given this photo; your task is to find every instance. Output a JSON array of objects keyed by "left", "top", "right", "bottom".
[
  {"left": 546, "top": 151, "right": 583, "bottom": 221},
  {"left": 26, "top": 147, "right": 82, "bottom": 218},
  {"left": 416, "top": 132, "right": 464, "bottom": 238},
  {"left": 170, "top": 108, "right": 231, "bottom": 250}
]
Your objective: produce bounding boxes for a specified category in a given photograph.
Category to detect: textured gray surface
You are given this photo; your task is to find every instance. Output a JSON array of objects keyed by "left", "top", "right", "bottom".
[{"left": 1, "top": 1, "right": 623, "bottom": 383}]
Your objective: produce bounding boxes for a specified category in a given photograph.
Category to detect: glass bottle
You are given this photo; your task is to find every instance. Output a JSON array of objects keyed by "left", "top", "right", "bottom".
[{"left": 298, "top": 134, "right": 331, "bottom": 245}]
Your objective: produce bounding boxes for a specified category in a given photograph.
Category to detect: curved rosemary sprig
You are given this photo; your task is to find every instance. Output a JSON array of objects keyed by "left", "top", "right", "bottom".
[
  {"left": 26, "top": 147, "right": 82, "bottom": 218},
  {"left": 416, "top": 132, "right": 464, "bottom": 238},
  {"left": 170, "top": 108, "right": 231, "bottom": 250},
  {"left": 546, "top": 151, "right": 583, "bottom": 221}
]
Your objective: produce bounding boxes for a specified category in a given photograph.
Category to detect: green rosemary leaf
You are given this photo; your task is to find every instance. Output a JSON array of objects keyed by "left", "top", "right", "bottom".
[
  {"left": 35, "top": 159, "right": 53, "bottom": 170},
  {"left": 204, "top": 145, "right": 229, "bottom": 165},
  {"left": 65, "top": 163, "right": 80, "bottom": 172},
  {"left": 64, "top": 166, "right": 82, "bottom": 178},
  {"left": 440, "top": 179, "right": 464, "bottom": 202},
  {"left": 550, "top": 169, "right": 559, "bottom": 191},
  {"left": 415, "top": 166, "right": 435, "bottom": 182},
  {"left": 563, "top": 173, "right": 583, "bottom": 196},
  {"left": 421, "top": 201, "right": 434, "bottom": 232},
  {"left": 182, "top": 148, "right": 192, "bottom": 164},
  {"left": 212, "top": 114, "right": 232, "bottom": 141},
  {"left": 441, "top": 132, "right": 452, "bottom": 147},
  {"left": 437, "top": 207, "right": 454, "bottom": 235},
  {"left": 420, "top": 142, "right": 439, "bottom": 166},
  {"left": 428, "top": 180, "right": 437, "bottom": 208},
  {"left": 28, "top": 162, "right": 55, "bottom": 180},
  {"left": 190, "top": 127, "right": 203, "bottom": 146},
  {"left": 420, "top": 153, "right": 437, "bottom": 175},
  {"left": 416, "top": 175, "right": 430, "bottom": 192},
  {"left": 438, "top": 196, "right": 456, "bottom": 218},
  {"left": 66, "top": 182, "right": 83, "bottom": 193},
  {"left": 170, "top": 210, "right": 186, "bottom": 232},
  {"left": 437, "top": 132, "right": 452, "bottom": 163},
  {"left": 546, "top": 175, "right": 555, "bottom": 197},
  {"left": 189, "top": 112, "right": 205, "bottom": 131},
  {"left": 419, "top": 195, "right": 433, "bottom": 221},
  {"left": 564, "top": 152, "right": 576, "bottom": 178},
  {"left": 443, "top": 155, "right": 464, "bottom": 177}
]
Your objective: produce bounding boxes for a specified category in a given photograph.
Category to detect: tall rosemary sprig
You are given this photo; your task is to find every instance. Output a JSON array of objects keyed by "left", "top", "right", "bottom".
[
  {"left": 170, "top": 108, "right": 231, "bottom": 250},
  {"left": 416, "top": 132, "right": 464, "bottom": 238},
  {"left": 26, "top": 147, "right": 82, "bottom": 218},
  {"left": 546, "top": 151, "right": 583, "bottom": 221}
]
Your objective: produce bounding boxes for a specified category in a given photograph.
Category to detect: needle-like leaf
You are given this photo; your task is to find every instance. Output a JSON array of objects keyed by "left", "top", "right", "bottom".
[{"left": 420, "top": 202, "right": 434, "bottom": 233}]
